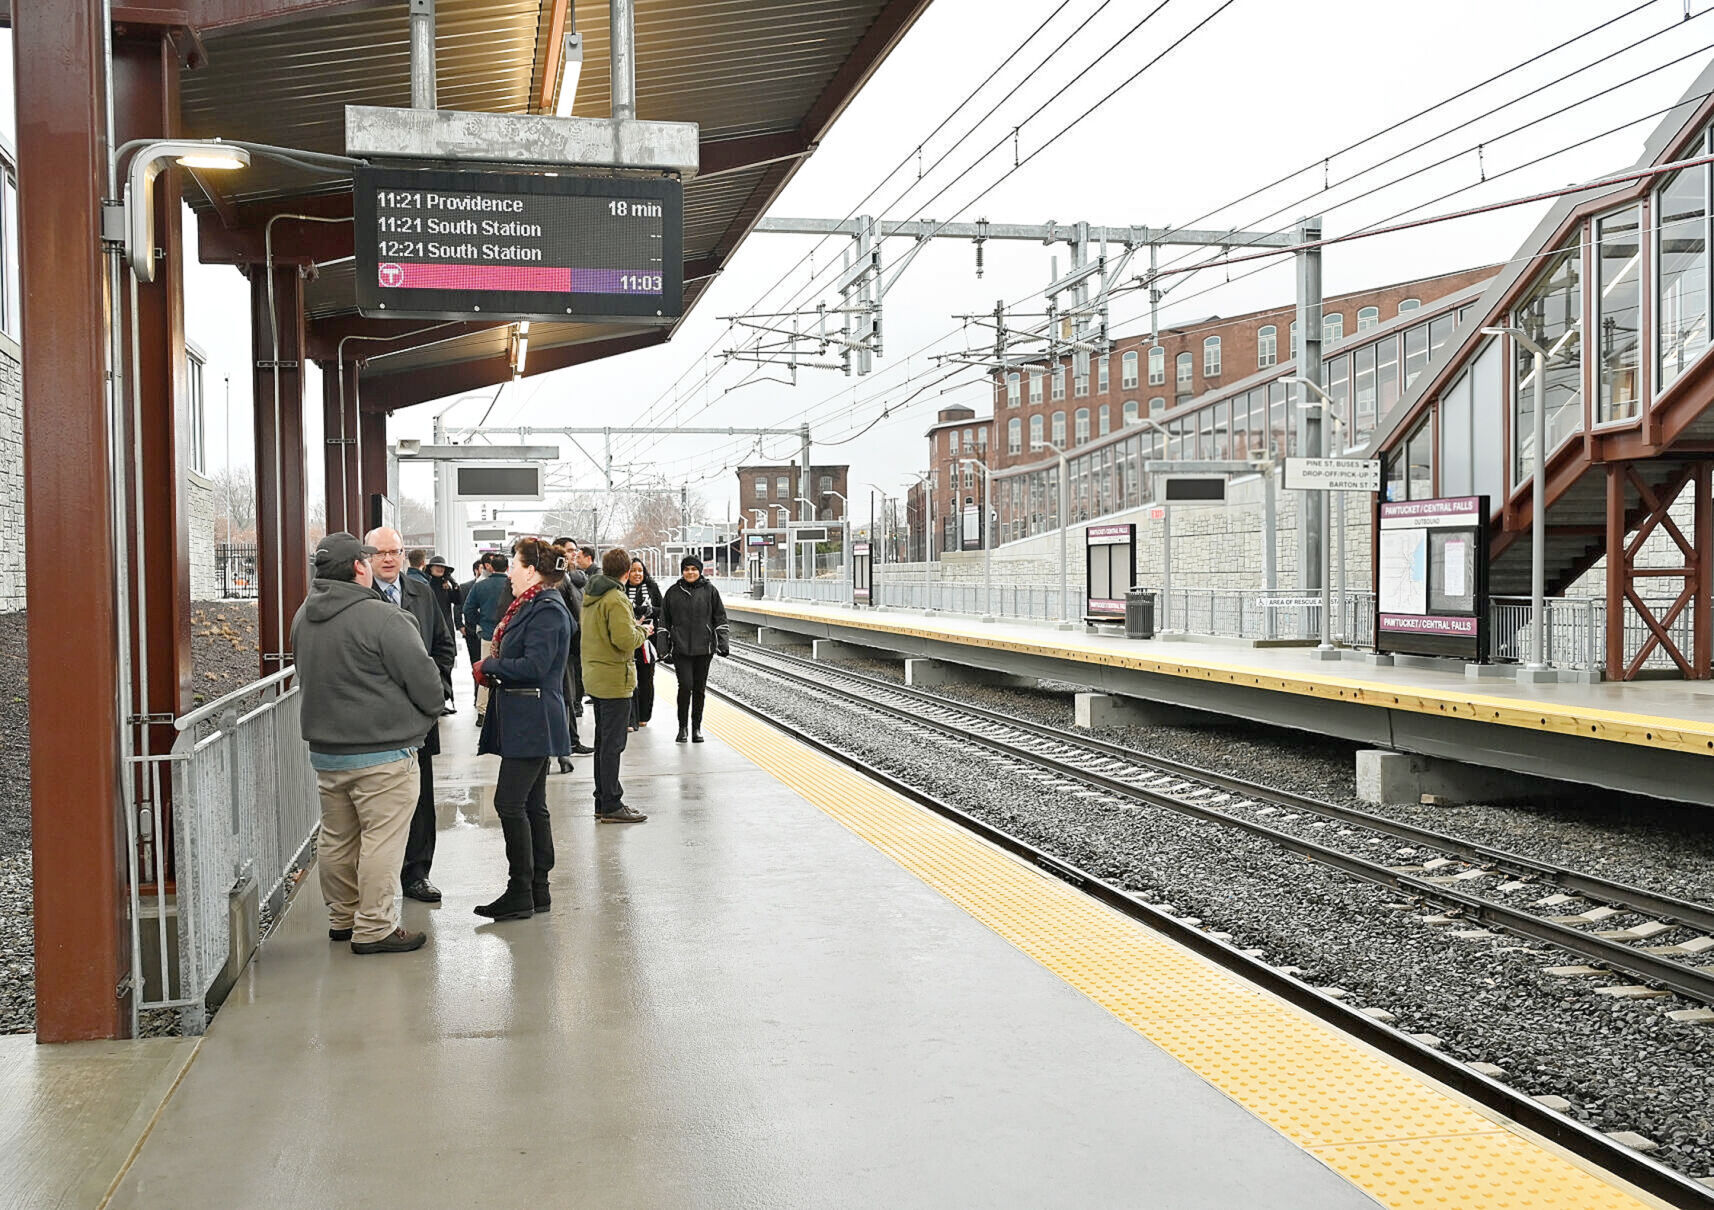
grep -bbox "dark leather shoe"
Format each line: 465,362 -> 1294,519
532,883 -> 551,912
443,703 -> 458,714
596,805 -> 648,824
329,926 -> 353,942
571,744 -> 595,755
351,928 -> 426,954
474,885 -> 534,920
555,757 -> 574,774
403,879 -> 441,903
675,729 -> 688,743
692,730 -> 705,743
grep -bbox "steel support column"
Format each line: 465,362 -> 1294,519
250,265 -> 309,675
1605,463 -> 1626,679
1697,461 -> 1712,677
359,405 -> 389,530
320,360 -> 361,534
18,0 -> 130,1041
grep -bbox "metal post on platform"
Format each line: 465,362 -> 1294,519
961,458 -> 994,621
1485,326 -> 1550,678
409,0 -> 437,110
1043,442 -> 1071,629
1295,217 -> 1326,652
611,0 -> 636,122
1286,376 -> 1346,658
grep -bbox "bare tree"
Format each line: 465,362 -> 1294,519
211,466 -> 256,544
398,496 -> 436,544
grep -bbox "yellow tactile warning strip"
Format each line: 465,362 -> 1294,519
732,598 -> 1714,758
706,697 -> 1671,1210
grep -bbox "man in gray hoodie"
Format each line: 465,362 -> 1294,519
291,533 -> 446,955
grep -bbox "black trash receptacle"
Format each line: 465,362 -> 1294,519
748,582 -> 766,600
1125,587 -> 1156,639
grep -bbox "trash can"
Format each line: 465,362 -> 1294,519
1125,587 -> 1156,639
749,582 -> 766,600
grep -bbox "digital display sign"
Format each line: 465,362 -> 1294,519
355,167 -> 683,323
452,464 -> 544,502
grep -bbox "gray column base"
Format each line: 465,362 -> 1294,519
1465,662 -> 1512,679
904,658 -> 1035,689
1074,692 -> 1235,730
757,626 -> 811,650
1356,749 -> 1534,806
1515,666 -> 1559,684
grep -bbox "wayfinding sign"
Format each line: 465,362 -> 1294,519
1375,496 -> 1490,661
1283,457 -> 1382,492
1084,523 -> 1137,621
355,167 -> 683,323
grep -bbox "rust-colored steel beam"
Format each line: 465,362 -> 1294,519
303,315 -> 492,362
1606,464 -> 1626,678
699,130 -> 813,181
319,360 -> 363,535
535,0 -> 572,113
358,406 -> 388,528
251,265 -> 310,676
1698,462 -> 1712,677
18,0 -> 131,1042
198,192 -> 354,266
358,329 -> 668,412
187,0 -> 389,32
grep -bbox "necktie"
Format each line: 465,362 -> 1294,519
386,582 -> 400,605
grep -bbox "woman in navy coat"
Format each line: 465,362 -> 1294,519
472,537 -> 573,921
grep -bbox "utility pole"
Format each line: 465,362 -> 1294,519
1295,215 -> 1331,657
798,423 -> 813,523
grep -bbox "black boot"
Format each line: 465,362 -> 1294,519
476,815 -> 535,920
555,756 -> 574,774
692,729 -> 705,743
532,882 -> 552,912
675,727 -> 689,743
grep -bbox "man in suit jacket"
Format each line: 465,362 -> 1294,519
367,527 -> 457,902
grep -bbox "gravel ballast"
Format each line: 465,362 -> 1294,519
713,653 -> 1714,1178
0,602 -> 261,1035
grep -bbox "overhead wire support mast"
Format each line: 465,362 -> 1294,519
740,218 -> 1295,378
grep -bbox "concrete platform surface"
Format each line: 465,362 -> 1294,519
0,1034 -> 196,1209
102,676 -> 1380,1210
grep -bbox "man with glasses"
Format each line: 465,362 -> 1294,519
291,533 -> 443,954
367,526 -> 457,904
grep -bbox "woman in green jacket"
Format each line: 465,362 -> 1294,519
582,547 -> 649,822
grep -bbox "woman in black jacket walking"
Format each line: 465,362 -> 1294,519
471,537 -> 572,921
624,558 -> 663,730
658,554 -> 728,743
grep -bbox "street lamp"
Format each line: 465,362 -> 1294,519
904,472 -> 934,614
1483,325 -> 1551,680
1041,441 -> 1073,630
960,457 -> 995,622
1286,376 -> 1349,658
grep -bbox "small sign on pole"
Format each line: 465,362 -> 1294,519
1283,457 -> 1382,493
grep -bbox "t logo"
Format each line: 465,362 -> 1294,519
379,263 -> 405,288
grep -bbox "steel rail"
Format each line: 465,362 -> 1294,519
727,646 -> 1714,1006
735,641 -> 1714,935
705,676 -> 1714,1210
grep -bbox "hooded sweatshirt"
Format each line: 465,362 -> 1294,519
290,577 -> 446,755
581,573 -> 647,699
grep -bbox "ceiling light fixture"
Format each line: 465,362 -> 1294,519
126,139 -> 251,282
553,32 -> 584,118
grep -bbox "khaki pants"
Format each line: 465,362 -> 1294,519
476,638 -> 494,715
316,754 -> 418,943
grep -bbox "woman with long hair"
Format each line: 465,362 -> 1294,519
624,558 -> 663,729
470,537 -> 573,920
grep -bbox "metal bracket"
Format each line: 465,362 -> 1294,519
116,974 -> 133,999
128,712 -> 176,726
324,437 -> 358,446
100,200 -> 127,245
256,359 -> 299,370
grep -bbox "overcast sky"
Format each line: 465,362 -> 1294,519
6,0 -> 1713,529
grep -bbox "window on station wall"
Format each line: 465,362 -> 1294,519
1326,356 -> 1351,447
1513,243 -> 1584,482
1029,369 -> 1044,404
1196,408 -> 1213,459
1149,396 -> 1166,416
1323,312 -> 1344,343
1051,411 -> 1066,446
1212,400 -> 1230,459
1098,404 -> 1111,436
1257,325 -> 1277,367
1167,419 -> 1184,461
1121,350 -> 1139,389
1405,419 -> 1434,500
1597,205 -> 1643,423
1357,306 -> 1379,332
1269,379 -> 1293,457
1006,372 -> 1021,407
755,476 -> 769,499
1123,400 -> 1140,425
1204,335 -> 1221,376
1658,159 -> 1709,393
1375,335 -> 1400,418
1008,417 -> 1022,454
1029,415 -> 1044,450
1353,343 -> 1377,438
1176,351 -> 1193,387
1429,312 -> 1456,357
1383,449 -> 1407,503
0,154 -> 17,339
1439,368 -> 1474,498
1074,407 -> 1090,444
1147,346 -> 1165,386
187,351 -> 207,475
1097,354 -> 1110,394
1404,323 -> 1430,388
1397,298 -> 1421,315
1052,366 -> 1066,400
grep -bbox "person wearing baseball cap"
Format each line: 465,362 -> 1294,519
291,532 -> 445,955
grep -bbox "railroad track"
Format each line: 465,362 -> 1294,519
726,641 -> 1714,1008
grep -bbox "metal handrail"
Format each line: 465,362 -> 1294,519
175,665 -> 296,731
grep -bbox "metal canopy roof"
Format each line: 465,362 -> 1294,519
176,0 -> 931,410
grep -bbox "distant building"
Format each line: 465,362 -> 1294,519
736,463 -> 850,530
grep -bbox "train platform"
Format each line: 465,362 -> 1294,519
62,672 -> 1666,1209
723,596 -> 1714,806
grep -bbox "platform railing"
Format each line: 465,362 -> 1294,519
126,667 -> 319,1035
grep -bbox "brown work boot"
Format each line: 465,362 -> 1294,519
350,927 -> 427,955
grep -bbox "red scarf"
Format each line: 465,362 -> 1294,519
489,582 -> 545,656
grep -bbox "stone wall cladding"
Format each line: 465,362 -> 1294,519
188,470 -> 217,601
0,343 -> 22,613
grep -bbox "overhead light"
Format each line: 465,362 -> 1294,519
513,321 -> 530,377
554,31 -> 584,118
126,139 -> 251,282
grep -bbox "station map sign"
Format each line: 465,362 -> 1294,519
1375,496 -> 1489,661
1085,523 -> 1137,621
355,167 -> 683,323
